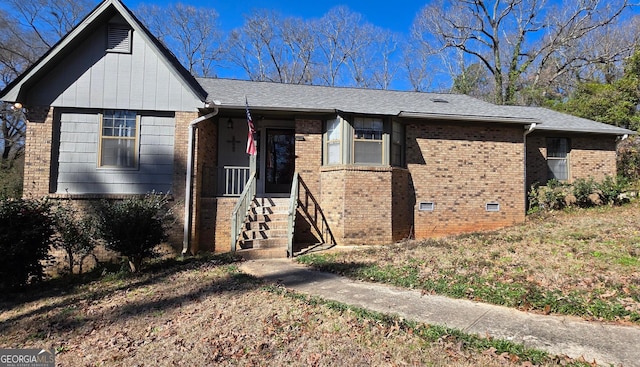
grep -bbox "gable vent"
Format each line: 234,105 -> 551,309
107,25 -> 132,53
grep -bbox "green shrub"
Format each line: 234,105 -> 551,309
572,177 -> 597,207
598,175 -> 630,205
53,201 -> 97,274
94,194 -> 172,272
537,180 -> 568,210
617,136 -> 640,181
528,176 -> 635,213
0,198 -> 55,289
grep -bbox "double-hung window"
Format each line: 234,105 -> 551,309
547,137 -> 569,181
325,118 -> 342,165
99,110 -> 138,168
353,117 -> 383,164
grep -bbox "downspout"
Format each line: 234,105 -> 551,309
523,123 -> 537,212
182,102 -> 220,256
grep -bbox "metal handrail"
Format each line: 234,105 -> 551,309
230,172 -> 256,253
287,172 -> 300,257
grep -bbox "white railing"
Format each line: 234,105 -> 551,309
231,172 -> 256,253
223,166 -> 251,196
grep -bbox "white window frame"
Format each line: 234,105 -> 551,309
98,110 -> 139,169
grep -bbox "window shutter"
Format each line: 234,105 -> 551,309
107,25 -> 131,53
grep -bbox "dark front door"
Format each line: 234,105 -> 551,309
265,129 -> 295,193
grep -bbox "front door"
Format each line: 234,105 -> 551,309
265,129 -> 295,193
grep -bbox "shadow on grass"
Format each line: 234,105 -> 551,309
0,253 -> 256,334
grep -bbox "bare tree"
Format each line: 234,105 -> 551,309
312,7 -> 376,87
3,0 -> 92,48
137,3 -> 224,78
227,10 -> 315,84
412,0 -> 633,105
0,0 -> 91,173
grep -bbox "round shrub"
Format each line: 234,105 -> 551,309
94,194 -> 171,272
0,198 -> 55,290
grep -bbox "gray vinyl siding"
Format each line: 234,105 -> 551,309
56,110 -> 175,194
27,14 -> 201,112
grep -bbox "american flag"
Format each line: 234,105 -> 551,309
245,97 -> 257,156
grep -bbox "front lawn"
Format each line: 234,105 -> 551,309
299,201 -> 640,324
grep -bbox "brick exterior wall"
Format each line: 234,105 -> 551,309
169,111 -> 198,251
526,133 -> 618,188
295,119 -> 322,194
320,166 -> 395,245
407,122 -> 525,238
212,197 -> 238,253
525,135 -> 547,189
391,168 -> 413,241
194,118 -> 218,252
570,136 -> 618,181
22,106 -> 54,197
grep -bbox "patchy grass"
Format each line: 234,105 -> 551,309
298,201 -> 640,324
1,255 -> 588,366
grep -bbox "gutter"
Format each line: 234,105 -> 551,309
182,101 -> 220,256
523,123 -> 537,212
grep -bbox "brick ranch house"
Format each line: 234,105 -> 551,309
1,0 -> 634,257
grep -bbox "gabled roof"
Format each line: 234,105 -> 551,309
0,0 -> 206,103
198,78 -> 636,135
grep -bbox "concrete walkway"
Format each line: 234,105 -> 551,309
239,259 -> 640,367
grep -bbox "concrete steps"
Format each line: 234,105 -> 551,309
237,197 -> 290,257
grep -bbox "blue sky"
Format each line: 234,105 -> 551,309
125,0 -> 427,35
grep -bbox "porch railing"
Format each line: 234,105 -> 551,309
231,172 -> 256,253
223,166 -> 251,196
287,172 -> 300,257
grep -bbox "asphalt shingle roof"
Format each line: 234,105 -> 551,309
197,78 -> 636,136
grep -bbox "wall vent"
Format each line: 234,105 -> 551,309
486,202 -> 500,212
107,25 -> 132,53
419,202 -> 435,211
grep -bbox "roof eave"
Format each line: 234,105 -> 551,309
398,111 -> 537,125
535,126 -> 637,136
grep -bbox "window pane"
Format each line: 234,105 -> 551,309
547,138 -> 568,158
327,119 -> 341,141
101,138 -> 136,167
327,142 -> 340,164
354,141 -> 382,164
548,159 -> 568,180
101,110 -> 137,168
354,117 -> 383,140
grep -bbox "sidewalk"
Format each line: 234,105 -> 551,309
239,259 -> 640,367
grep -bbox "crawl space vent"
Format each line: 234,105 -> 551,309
419,202 -> 435,211
486,202 -> 500,212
